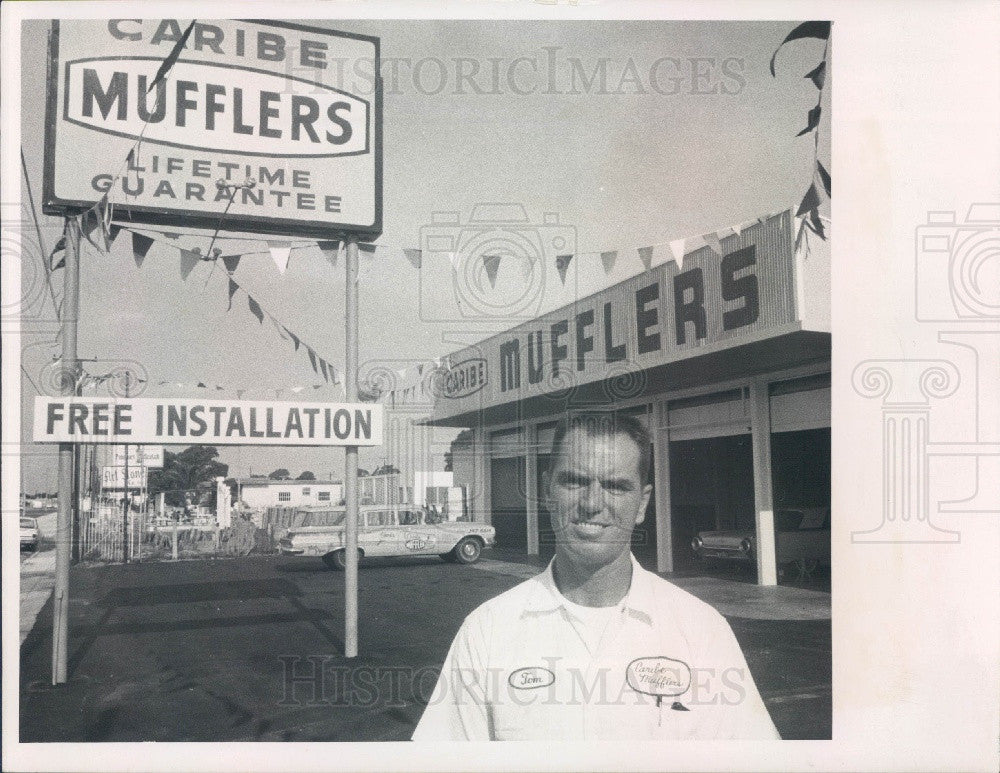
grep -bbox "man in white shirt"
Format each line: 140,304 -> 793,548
412,412 -> 780,740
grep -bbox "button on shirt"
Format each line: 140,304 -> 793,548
412,555 -> 780,741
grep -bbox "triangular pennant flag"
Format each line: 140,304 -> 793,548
556,254 -> 573,285
272,319 -> 289,340
163,232 -> 180,240
669,238 -> 686,266
731,222 -> 742,236
291,386 -> 305,394
319,359 -> 330,382
179,248 -> 200,279
286,328 -> 301,351
482,254 -> 501,288
215,385 -> 224,390
404,248 -> 422,269
236,390 -> 245,399
313,384 -> 323,390
797,184 -> 821,217
275,390 -> 283,399
806,208 -> 826,240
197,382 -> 207,388
247,296 -> 264,324
147,19 -> 196,92
96,195 -> 114,251
769,21 -> 831,76
600,250 -> 617,274
804,60 -> 826,90
132,232 -> 154,267
222,254 -> 241,273
359,243 -> 377,257
80,206 -> 103,252
447,251 -> 460,271
227,277 -> 238,310
703,232 -> 723,257
318,240 -> 340,267
107,224 -> 122,249
307,348 -> 319,373
49,236 -> 67,270
797,103 -> 821,136
638,246 -> 653,270
816,160 -> 832,197
267,241 -> 291,273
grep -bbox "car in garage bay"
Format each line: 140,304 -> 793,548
690,506 -> 830,578
278,505 -> 496,569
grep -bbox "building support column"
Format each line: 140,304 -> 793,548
652,404 -> 674,574
749,380 -> 778,586
473,426 -> 491,525
525,424 -> 539,555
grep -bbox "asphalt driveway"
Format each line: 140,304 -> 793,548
19,554 -> 830,741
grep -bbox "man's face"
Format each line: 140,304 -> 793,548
545,428 -> 652,571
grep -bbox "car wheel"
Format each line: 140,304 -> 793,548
452,537 -> 482,565
323,549 -> 362,571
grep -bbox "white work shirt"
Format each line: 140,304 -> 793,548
412,555 -> 780,741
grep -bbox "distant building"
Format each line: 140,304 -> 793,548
359,470 -> 466,520
237,479 -> 343,509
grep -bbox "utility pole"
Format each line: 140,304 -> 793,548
344,237 -> 359,658
52,214 -> 80,685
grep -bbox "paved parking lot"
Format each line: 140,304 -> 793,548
19,553 -> 830,741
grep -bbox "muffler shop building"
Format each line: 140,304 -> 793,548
428,209 -> 830,586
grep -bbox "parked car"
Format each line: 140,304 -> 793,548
690,507 -> 830,577
20,516 -> 39,551
278,505 -> 496,569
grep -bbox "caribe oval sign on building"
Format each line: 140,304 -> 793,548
44,19 -> 382,238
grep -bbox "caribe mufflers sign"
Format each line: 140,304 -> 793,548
431,210 -> 801,419
44,19 -> 381,238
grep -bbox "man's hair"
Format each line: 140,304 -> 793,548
549,412 -> 652,485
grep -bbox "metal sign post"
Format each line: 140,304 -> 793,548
52,214 -> 80,685
344,238 -> 360,658
122,372 -> 131,563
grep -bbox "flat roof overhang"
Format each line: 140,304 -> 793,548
425,327 -> 831,428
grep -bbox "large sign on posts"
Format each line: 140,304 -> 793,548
43,19 -> 382,239
34,398 -> 384,446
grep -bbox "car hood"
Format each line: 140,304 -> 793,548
697,529 -> 753,546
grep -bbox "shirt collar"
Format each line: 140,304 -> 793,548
523,554 -> 656,625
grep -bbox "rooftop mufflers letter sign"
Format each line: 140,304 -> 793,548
33,397 -> 384,447
43,19 -> 381,239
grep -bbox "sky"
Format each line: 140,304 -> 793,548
17,17 -> 831,492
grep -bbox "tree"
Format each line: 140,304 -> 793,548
444,429 -> 474,472
148,447 -> 229,508
296,471 -> 316,480
268,468 -> 290,480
